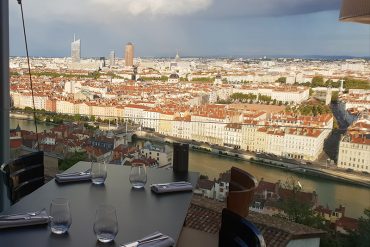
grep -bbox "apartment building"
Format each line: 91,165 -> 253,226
140,141 -> 173,167
56,99 -> 75,114
124,104 -> 148,124
337,119 -> 370,173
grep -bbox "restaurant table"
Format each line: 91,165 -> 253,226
0,161 -> 199,247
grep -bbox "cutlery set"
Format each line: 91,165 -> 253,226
121,232 -> 169,247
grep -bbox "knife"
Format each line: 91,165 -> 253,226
151,181 -> 191,187
121,236 -> 168,247
56,171 -> 91,177
0,210 -> 43,219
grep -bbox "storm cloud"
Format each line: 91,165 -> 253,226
9,0 -> 369,57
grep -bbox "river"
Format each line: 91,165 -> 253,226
10,118 -> 370,218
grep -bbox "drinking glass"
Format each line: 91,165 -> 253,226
129,163 -> 147,189
50,198 -> 72,234
91,162 -> 107,185
93,205 -> 118,243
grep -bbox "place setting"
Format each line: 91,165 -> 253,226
129,162 -> 194,194
0,208 -> 50,229
1,160 -> 197,246
0,199 -> 175,247
55,157 -> 110,184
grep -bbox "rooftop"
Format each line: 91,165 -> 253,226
185,195 -> 325,247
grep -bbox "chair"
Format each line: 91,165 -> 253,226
227,167 -> 258,217
0,151 -> 44,204
219,208 -> 266,247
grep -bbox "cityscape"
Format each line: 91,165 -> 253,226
1,0 -> 370,247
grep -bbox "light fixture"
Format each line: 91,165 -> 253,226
340,0 -> 370,24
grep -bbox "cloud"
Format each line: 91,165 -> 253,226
12,0 -> 341,24
93,0 -> 213,16
203,0 -> 341,18
11,0 -> 367,58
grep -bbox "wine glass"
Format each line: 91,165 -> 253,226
91,161 -> 107,185
129,163 -> 147,189
50,198 -> 72,234
93,205 -> 118,243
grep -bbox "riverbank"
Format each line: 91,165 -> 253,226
135,131 -> 370,189
10,112 -> 34,120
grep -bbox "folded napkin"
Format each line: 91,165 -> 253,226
151,181 -> 193,194
122,232 -> 175,247
0,209 -> 50,229
55,171 -> 91,183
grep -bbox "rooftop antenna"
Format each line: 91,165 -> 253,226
74,33 -> 76,42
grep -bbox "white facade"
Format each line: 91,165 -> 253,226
337,135 -> 370,173
191,115 -> 226,145
12,93 -> 48,110
223,124 -> 242,148
140,144 -> 173,167
56,100 -> 75,114
142,110 -> 161,131
124,106 -> 146,124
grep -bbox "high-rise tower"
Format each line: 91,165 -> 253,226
109,50 -> 115,67
71,34 -> 81,63
125,42 -> 134,67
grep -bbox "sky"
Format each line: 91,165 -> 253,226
9,0 -> 370,58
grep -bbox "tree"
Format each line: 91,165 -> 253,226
312,76 -> 325,87
331,91 -> 339,103
278,177 -> 325,229
349,209 -> 370,247
59,151 -> 88,171
276,77 -> 287,83
343,77 -> 370,90
24,107 -> 33,112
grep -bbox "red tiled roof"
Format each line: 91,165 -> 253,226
186,195 -> 325,247
256,180 -> 278,194
10,139 -> 22,149
197,179 -> 215,190
279,188 -> 317,206
336,217 -> 358,232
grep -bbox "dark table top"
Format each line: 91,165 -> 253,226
0,162 -> 199,247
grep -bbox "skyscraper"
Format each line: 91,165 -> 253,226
109,50 -> 115,67
71,34 -> 81,63
125,42 -> 134,67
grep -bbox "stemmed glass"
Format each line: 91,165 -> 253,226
93,205 -> 118,243
129,163 -> 147,189
50,198 -> 72,234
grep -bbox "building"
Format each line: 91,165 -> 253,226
109,50 -> 115,67
140,141 -> 173,167
337,118 -> 370,173
71,35 -> 81,63
125,42 -> 134,67
168,73 -> 180,83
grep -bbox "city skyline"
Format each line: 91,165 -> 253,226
9,0 -> 370,58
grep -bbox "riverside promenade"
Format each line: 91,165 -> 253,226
135,130 -> 370,188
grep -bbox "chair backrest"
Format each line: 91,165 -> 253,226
219,208 -> 266,247
227,167 -> 258,217
1,151 -> 44,204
